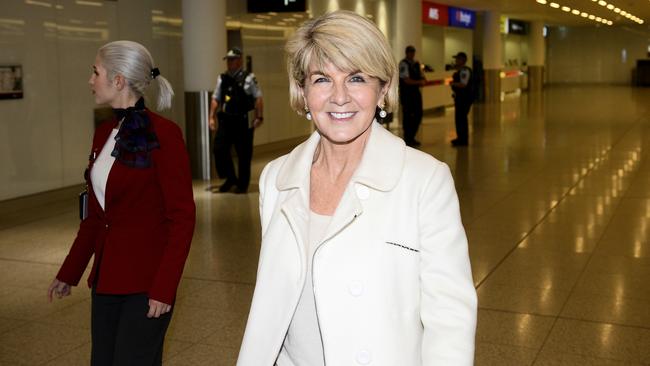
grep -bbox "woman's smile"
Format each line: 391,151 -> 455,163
328,111 -> 356,120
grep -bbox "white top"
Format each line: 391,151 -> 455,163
90,128 -> 118,211
279,210 -> 331,366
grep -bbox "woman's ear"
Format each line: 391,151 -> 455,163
300,86 -> 308,111
114,74 -> 126,91
378,83 -> 389,107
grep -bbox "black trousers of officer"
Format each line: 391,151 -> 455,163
214,113 -> 254,190
454,96 -> 472,143
400,90 -> 423,144
91,289 -> 172,366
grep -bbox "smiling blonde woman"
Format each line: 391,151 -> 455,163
236,10 -> 477,366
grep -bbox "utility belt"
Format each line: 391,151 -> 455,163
217,111 -> 248,120
217,111 -> 251,129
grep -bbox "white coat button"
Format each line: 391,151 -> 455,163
348,281 -> 364,297
356,350 -> 372,365
355,185 -> 370,200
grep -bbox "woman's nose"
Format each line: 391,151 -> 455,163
330,82 -> 349,105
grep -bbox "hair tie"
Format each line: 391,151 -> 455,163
151,67 -> 160,79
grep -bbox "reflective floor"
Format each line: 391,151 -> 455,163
1,85 -> 650,365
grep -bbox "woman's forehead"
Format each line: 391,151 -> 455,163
306,59 -> 358,75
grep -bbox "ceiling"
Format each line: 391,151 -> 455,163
227,0 -> 650,36
433,0 -> 650,27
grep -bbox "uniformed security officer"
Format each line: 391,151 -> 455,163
209,47 -> 264,193
450,52 -> 473,147
399,45 -> 427,147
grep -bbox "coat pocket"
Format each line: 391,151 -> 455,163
384,241 -> 419,253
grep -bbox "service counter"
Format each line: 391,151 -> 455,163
421,71 -> 454,110
500,67 -> 527,94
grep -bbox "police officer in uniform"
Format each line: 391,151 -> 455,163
399,45 -> 427,147
209,47 -> 264,193
450,52 -> 473,147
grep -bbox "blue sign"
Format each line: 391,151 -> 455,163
448,7 -> 476,29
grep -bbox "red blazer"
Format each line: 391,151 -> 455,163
56,110 -> 196,305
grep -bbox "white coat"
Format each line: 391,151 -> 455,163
237,123 -> 477,366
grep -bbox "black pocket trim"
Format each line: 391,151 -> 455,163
385,241 -> 420,253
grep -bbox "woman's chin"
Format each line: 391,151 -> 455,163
320,129 -> 369,145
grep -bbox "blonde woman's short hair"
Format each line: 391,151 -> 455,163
285,10 -> 398,115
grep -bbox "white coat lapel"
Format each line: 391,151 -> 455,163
275,123 -> 406,249
280,189 -> 309,282
275,131 -> 320,279
319,123 -> 405,242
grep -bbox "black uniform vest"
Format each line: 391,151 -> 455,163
452,66 -> 473,101
399,58 -> 423,97
219,70 -> 255,116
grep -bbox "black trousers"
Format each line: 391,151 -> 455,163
454,97 -> 473,142
400,92 -> 423,143
91,290 -> 172,366
214,113 -> 254,190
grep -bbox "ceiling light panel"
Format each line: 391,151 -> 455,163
534,0 -> 644,25
594,0 -> 644,24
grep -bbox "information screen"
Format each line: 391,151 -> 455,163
247,0 -> 307,13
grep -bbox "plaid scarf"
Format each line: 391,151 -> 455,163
111,97 -> 160,168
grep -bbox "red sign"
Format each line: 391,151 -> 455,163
422,1 -> 448,26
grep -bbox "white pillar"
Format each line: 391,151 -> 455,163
482,11 -> 502,102
393,0 -> 422,62
182,0 -> 225,92
528,20 -> 545,91
181,0 -> 226,180
482,11 -> 501,70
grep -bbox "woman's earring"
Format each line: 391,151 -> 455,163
305,110 -> 312,121
378,106 -> 387,118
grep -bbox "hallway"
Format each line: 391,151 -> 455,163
1,85 -> 649,365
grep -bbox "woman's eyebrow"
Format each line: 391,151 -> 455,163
307,70 -> 326,77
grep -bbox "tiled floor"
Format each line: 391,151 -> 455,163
1,85 -> 649,365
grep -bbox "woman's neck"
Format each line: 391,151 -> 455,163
110,93 -> 139,109
313,129 -> 371,183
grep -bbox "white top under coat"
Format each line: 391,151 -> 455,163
279,210 -> 331,366
91,128 -> 118,211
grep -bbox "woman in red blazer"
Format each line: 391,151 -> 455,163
47,40 -> 195,366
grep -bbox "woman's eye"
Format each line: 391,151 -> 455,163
350,75 -> 365,82
313,77 -> 328,83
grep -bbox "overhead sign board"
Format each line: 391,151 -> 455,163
422,2 -> 448,26
448,7 -> 476,29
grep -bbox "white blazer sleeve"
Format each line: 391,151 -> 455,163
258,163 -> 271,237
419,162 -> 477,365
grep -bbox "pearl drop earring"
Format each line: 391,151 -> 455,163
379,106 -> 387,118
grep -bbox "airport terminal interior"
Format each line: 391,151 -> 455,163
2,0 -> 650,365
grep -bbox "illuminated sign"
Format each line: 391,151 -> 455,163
422,1 -> 448,26
247,0 -> 306,13
448,7 -> 475,29
508,19 -> 528,35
